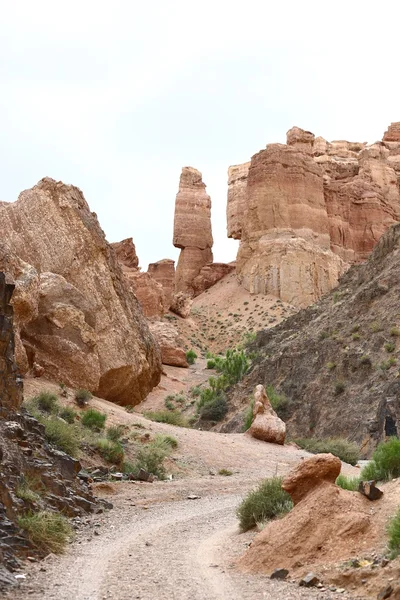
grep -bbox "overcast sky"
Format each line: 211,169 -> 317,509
1,1 -> 399,269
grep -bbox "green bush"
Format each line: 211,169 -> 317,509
81,409 -> 107,431
96,439 -> 124,464
213,349 -> 249,385
360,437 -> 400,481
186,349 -> 197,365
36,392 -> 59,414
59,407 -> 77,424
207,359 -> 216,369
243,399 -> 254,432
190,386 -> 201,397
219,469 -> 233,476
385,342 -> 396,353
390,327 -> 400,337
200,395 -> 228,421
144,410 -> 187,427
154,434 -> 178,449
335,474 -> 360,491
266,385 -> 289,417
388,507 -> 400,558
237,477 -> 293,532
326,362 -> 336,371
106,425 -> 124,442
18,511 -> 73,554
75,388 -> 93,406
134,441 -> 169,479
44,419 -> 80,457
295,437 -> 360,466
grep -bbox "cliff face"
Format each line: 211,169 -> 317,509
228,125 -> 400,307
0,273 -> 23,413
173,167 -> 213,295
0,179 -> 161,406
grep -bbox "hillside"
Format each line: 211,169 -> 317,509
222,223 -> 400,457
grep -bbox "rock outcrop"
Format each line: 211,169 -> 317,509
0,179 -> 161,405
248,384 -> 286,444
0,273 -> 23,413
148,259 -> 175,309
228,124 -> 400,307
282,454 -> 341,505
173,167 -> 213,295
148,321 -> 188,368
191,262 -> 235,296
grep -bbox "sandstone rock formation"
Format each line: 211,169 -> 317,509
148,321 -> 188,368
227,124 -> 400,307
191,262 -> 235,296
282,453 -> 341,505
111,237 -> 139,269
148,259 -> 175,309
0,273 -> 23,413
173,167 -> 213,295
170,291 -> 193,319
248,384 -> 286,445
0,178 -> 161,405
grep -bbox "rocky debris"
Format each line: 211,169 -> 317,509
170,292 -> 193,319
299,573 -> 321,587
0,178 -> 161,405
191,262 -> 235,297
148,321 -> 188,368
270,568 -> 289,580
358,480 -> 383,501
173,167 -> 213,295
148,259 -> 175,309
282,454 -> 341,505
248,385 -> 286,445
228,124 -> 400,307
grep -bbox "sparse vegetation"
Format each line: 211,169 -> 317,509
360,437 -> 400,482
186,349 -> 197,365
154,434 -> 178,449
144,410 -> 187,427
36,391 -> 59,414
219,469 -> 233,476
18,511 -> 73,554
106,425 -> 125,442
81,409 -> 107,431
237,477 -> 293,532
190,386 -> 201,397
206,359 -> 216,369
15,478 -> 41,503
200,395 -> 228,421
385,342 -> 396,353
243,398 -> 255,432
74,388 -> 93,407
266,385 -> 289,417
360,355 -> 372,366
96,439 -> 124,464
335,474 -> 360,491
390,327 -> 400,337
326,362 -> 336,371
132,438 -> 172,479
334,381 -> 346,395
351,324 -> 360,333
352,333 -> 360,341
59,407 -> 77,424
295,437 -> 360,465
43,418 -> 80,457
388,507 -> 400,558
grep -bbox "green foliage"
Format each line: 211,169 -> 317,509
213,349 -> 249,385
388,507 -> 400,558
190,386 -> 201,397
334,381 -> 346,395
44,419 -> 80,457
15,478 -> 41,503
319,330 -> 330,340
36,391 -> 59,414
133,439 -> 171,479
154,434 -> 178,449
206,359 -> 216,369
379,358 -> 397,370
144,410 -> 187,427
295,437 -> 360,465
390,327 -> 400,337
361,437 -> 400,482
96,439 -> 124,464
219,469 -> 233,476
243,398 -> 255,432
18,511 -> 73,554
200,395 -> 228,421
370,321 -> 383,333
164,399 -> 175,411
236,477 -> 293,532
352,333 -> 360,341
106,425 -> 125,442
81,409 -> 107,431
385,342 -> 396,353
59,407 -> 77,424
360,355 -> 372,366
74,388 -> 93,406
186,349 -> 197,365
266,385 -> 289,417
335,474 -> 360,491
326,362 -> 336,371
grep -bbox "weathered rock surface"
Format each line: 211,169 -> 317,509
0,273 -> 23,412
228,124 -> 400,307
148,321 -> 188,368
173,167 -> 213,295
170,291 -> 193,319
282,453 -> 341,505
148,259 -> 175,309
191,262 -> 235,296
111,237 -> 139,270
248,384 -> 286,445
0,178 -> 161,405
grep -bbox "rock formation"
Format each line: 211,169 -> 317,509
191,262 -> 235,296
148,321 -> 188,368
0,178 -> 161,406
173,167 -> 213,295
228,124 -> 400,307
148,259 -> 175,309
282,453 -> 341,505
0,273 -> 23,413
248,384 -> 286,444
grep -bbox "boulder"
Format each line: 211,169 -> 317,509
282,453 -> 341,505
148,321 -> 188,368
192,262 -> 235,296
248,384 -> 286,445
170,292 -> 193,319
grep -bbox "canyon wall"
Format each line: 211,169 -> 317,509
228,124 -> 400,307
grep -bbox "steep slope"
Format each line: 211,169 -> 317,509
224,223 -> 400,456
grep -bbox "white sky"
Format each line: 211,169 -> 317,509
1,1 -> 399,268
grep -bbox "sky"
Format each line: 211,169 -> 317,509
1,1 -> 400,269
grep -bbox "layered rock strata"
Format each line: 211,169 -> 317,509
173,167 -> 213,295
228,124 -> 400,307
0,179 -> 161,405
147,259 -> 175,309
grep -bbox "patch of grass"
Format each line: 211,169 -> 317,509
319,330 -> 330,340
388,507 -> 400,558
219,469 -> 233,476
335,474 -> 360,491
334,381 -> 346,395
96,439 -> 124,464
190,386 -> 201,397
326,362 -> 336,371
154,434 -> 178,449
186,349 -> 197,365
266,385 -> 289,417
164,399 -> 175,411
385,342 -> 396,353
74,388 -> 93,407
200,395 -> 228,421
144,410 -> 187,427
360,437 -> 400,482
18,511 -> 73,554
390,327 -> 400,337
370,321 -> 383,333
360,355 -> 372,366
295,437 -> 360,465
134,441 -> 169,479
207,359 -> 216,369
81,409 -> 107,431
36,391 -> 59,414
351,324 -> 360,333
236,477 -> 293,532
15,478 -> 41,503
352,333 -> 361,341
379,358 -> 397,371
44,419 -> 80,457
106,425 -> 125,442
59,407 -> 77,424
243,398 -> 255,432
